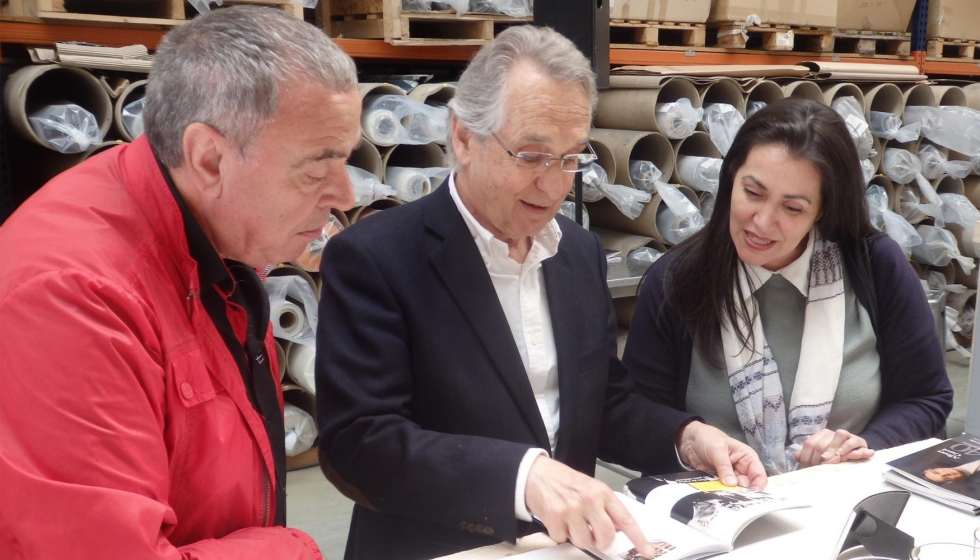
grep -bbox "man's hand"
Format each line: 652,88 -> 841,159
794,429 -> 874,469
524,456 -> 656,558
677,421 -> 768,490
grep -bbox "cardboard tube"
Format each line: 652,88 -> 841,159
594,78 -> 701,133
358,82 -> 406,99
934,174 -> 965,196
870,135 -> 883,173
592,227 -> 667,255
957,263 -> 979,289
587,135 -> 617,184
901,84 -> 938,119
869,174 -> 895,205
964,84 -> 980,111
382,142 -> 445,171
861,83 -> 904,121
80,140 -> 125,162
933,263 -> 958,285
965,177 -> 980,209
781,81 -> 825,105
908,259 -> 926,280
408,83 -> 454,145
331,207 -> 350,229
744,80 -> 784,115
588,185 -> 699,245
590,128 -> 673,189
822,83 -> 867,115
931,85 -> 967,108
348,138 -> 384,180
268,263 -> 319,303
893,182 -> 927,224
948,223 -> 980,259
275,339 -> 288,381
348,198 -> 402,224
113,79 -> 146,141
948,290 -> 977,342
697,78 -> 746,130
671,131 -> 722,184
3,64 -> 113,148
286,342 -> 317,394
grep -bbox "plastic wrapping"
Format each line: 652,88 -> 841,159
28,103 -> 104,153
973,153 -> 980,175
385,166 -> 449,202
655,98 -> 702,140
904,105 -> 980,157
700,193 -> 716,221
869,111 -> 920,142
914,173 -> 945,227
746,101 -> 767,119
911,224 -> 975,274
653,181 -> 705,244
190,0 -> 317,13
940,193 -> 980,229
860,159 -> 875,186
628,159 -> 664,193
882,148 -> 921,184
581,163 -> 607,203
438,0 -> 532,16
264,275 -> 319,345
918,144 -> 973,180
626,247 -> 663,268
361,94 -> 449,146
831,97 -> 875,160
867,184 -> 922,257
558,200 -> 589,229
701,103 -> 745,156
121,97 -> 145,139
866,184 -> 890,230
676,155 -> 722,195
284,403 -> 317,457
599,182 -> 652,220
296,214 -> 345,271
348,165 -> 396,207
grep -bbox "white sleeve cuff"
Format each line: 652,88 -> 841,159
674,444 -> 694,471
515,448 -> 549,522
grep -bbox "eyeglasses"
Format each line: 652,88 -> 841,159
489,131 -> 598,173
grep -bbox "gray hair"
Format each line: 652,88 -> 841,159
144,6 -> 358,168
445,25 -> 597,171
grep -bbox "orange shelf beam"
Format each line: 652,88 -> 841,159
923,59 -> 980,77
0,18 -> 168,49
610,47 -> 919,68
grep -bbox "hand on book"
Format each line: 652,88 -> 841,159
794,428 -> 874,468
676,421 -> 768,491
525,456 -> 659,558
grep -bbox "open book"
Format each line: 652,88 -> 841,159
589,471 -> 807,560
883,433 -> 980,514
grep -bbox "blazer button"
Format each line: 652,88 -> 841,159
180,382 -> 194,399
483,526 -> 495,536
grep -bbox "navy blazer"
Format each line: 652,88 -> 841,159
316,184 -> 694,560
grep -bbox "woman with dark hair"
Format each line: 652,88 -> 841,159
623,98 -> 953,474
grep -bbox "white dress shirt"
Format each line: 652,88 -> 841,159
448,175 -> 560,522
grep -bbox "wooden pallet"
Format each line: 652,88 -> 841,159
1,0 -> 303,26
927,37 -> 978,60
326,0 -> 529,45
609,20 -> 705,49
709,21 -> 834,52
834,29 -> 910,57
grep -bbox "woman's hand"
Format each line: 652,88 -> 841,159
794,429 -> 874,469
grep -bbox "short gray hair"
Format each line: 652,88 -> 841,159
144,6 -> 358,168
446,25 -> 597,171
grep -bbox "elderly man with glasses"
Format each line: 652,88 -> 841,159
315,25 -> 766,560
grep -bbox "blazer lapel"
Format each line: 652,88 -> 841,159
542,245 -> 580,462
425,187 -> 551,450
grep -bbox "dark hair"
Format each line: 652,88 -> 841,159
666,97 -> 876,364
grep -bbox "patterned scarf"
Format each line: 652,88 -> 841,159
721,231 -> 846,474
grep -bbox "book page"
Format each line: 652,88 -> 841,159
639,478 -> 804,546
887,434 -> 980,507
593,495 -> 727,560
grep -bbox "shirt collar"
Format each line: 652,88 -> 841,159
448,173 -> 561,268
155,157 -> 230,289
744,229 -> 814,297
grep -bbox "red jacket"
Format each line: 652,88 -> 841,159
0,137 -> 322,559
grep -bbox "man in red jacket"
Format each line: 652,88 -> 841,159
0,6 -> 360,559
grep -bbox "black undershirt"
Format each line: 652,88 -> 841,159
157,158 -> 287,527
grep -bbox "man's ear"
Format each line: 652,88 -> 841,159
450,115 -> 473,168
181,123 -> 228,198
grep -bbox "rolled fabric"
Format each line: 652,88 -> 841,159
386,166 -> 432,202
361,108 -> 400,146
284,403 -> 317,457
676,155 -> 722,195
286,342 -> 316,394
271,299 -> 305,338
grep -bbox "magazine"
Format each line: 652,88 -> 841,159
883,433 -> 980,514
588,471 -> 807,560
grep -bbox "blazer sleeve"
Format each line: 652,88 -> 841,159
315,231 -> 534,543
861,236 -> 954,449
592,236 -> 695,474
0,271 -> 321,560
621,253 -> 691,412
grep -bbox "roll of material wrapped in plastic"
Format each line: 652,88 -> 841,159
361,107 -> 401,146
284,403 -> 317,457
590,128 -> 673,189
594,78 -> 701,134
677,155 -> 722,195
271,299 -> 305,338
286,342 -> 316,395
114,79 -> 147,142
386,166 -> 432,202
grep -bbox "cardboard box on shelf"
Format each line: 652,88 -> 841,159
928,0 -> 980,41
708,0 -> 834,27
609,0 -> 710,23
836,0 -> 916,32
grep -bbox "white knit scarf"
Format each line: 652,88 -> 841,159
721,231 -> 846,474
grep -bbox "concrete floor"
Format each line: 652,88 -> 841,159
287,353 -> 972,560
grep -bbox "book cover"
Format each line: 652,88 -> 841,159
884,433 -> 980,513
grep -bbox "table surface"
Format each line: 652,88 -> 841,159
436,439 -> 980,560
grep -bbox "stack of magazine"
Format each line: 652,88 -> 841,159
883,433 -> 980,514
